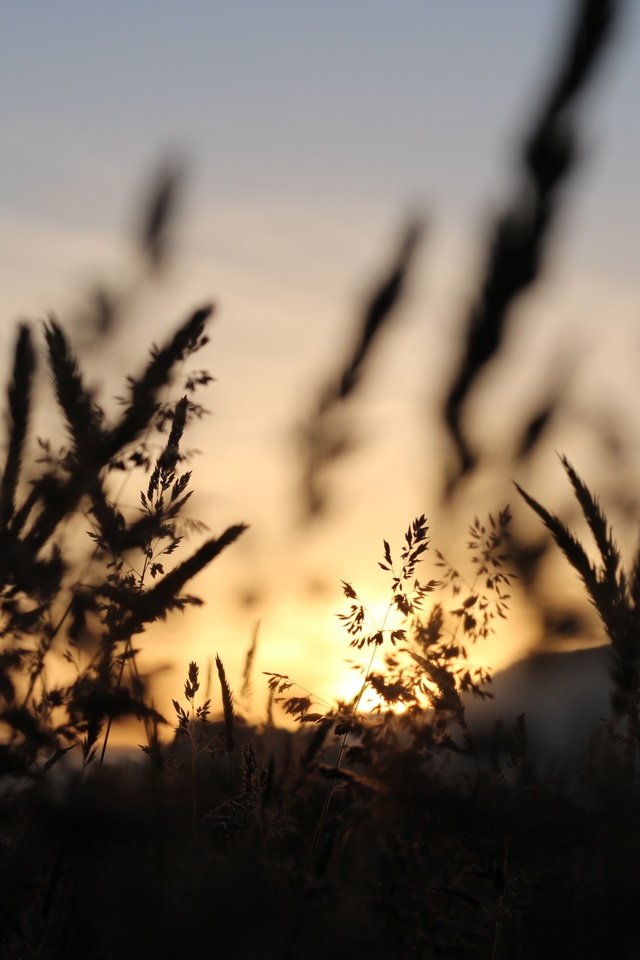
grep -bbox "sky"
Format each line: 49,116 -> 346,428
1,2 -> 639,731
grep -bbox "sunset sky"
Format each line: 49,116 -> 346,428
2,3 -> 640,729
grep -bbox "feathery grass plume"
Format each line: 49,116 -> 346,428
185,659 -> 200,701
299,219 -> 423,515
516,459 -> 640,730
443,0 -> 622,491
215,653 -> 235,753
93,385 -> 241,768
0,325 -> 35,528
162,393 -> 188,463
515,461 -> 625,637
85,428 -> 241,763
334,219 -> 423,402
514,478 -> 598,603
146,394 -> 189,500
241,620 -> 260,701
104,303 -> 212,461
559,453 -> 621,585
117,523 -> 247,632
24,314 -> 213,556
172,660 -> 211,828
44,318 -> 103,457
139,159 -> 184,271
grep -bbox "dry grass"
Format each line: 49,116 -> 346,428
3,2 -> 640,958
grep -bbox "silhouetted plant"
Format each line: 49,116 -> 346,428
517,456 -> 640,753
3,2 -> 639,958
0,292 -> 246,780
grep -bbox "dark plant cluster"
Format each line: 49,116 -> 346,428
0,287 -> 246,778
4,1 -> 640,957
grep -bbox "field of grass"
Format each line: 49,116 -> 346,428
3,2 -> 640,957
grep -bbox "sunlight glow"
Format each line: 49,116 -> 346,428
330,591 -> 427,716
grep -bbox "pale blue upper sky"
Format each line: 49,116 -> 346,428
3,2 -> 637,258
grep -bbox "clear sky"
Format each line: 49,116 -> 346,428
1,2 -> 639,728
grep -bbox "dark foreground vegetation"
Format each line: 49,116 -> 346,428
2,1 -> 639,956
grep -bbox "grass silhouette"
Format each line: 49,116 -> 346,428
2,1 -> 640,958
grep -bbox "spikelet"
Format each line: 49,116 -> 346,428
215,653 -> 235,753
